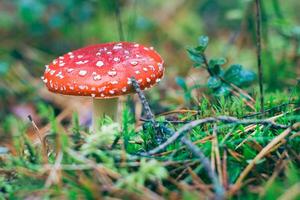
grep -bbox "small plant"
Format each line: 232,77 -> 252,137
183,35 -> 256,97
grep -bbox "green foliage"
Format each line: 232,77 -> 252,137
186,36 -> 209,67
224,64 -> 256,87
185,35 -> 256,98
0,1 -> 300,199
0,89 -> 299,199
81,123 -> 120,155
117,159 -> 168,189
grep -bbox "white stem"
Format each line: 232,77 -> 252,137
92,98 -> 118,132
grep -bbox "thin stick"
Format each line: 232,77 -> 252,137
114,0 -> 125,41
131,77 -> 159,129
213,124 -> 223,185
27,115 -> 43,143
181,137 -> 225,200
27,115 -> 47,162
131,78 -> 224,199
142,116 -> 289,156
255,0 -> 264,112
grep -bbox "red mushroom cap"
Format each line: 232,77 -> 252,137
41,42 -> 164,98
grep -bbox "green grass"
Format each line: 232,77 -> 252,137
0,1 -> 300,199
0,89 -> 299,200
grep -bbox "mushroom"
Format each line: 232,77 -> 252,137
42,42 -> 164,131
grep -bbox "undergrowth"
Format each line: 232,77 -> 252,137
0,88 -> 299,199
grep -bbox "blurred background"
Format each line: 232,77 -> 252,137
0,0 -> 299,138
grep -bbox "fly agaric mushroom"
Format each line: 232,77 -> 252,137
41,42 -> 164,131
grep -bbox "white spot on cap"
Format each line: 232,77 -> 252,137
79,85 -> 86,90
122,87 -> 127,92
134,44 -> 139,47
59,62 -> 65,67
143,67 -> 148,72
93,75 -> 101,81
98,86 -> 106,92
131,61 -> 138,66
56,71 -> 64,79
107,51 -> 112,55
138,79 -> 142,83
50,70 -> 56,75
100,94 -> 105,97
69,86 -> 74,90
127,78 -> 132,85
156,78 -> 161,83
143,47 -> 149,51
124,50 -> 129,54
113,45 -> 122,50
109,90 -> 115,94
52,60 -> 57,64
135,70 -> 140,74
43,79 -> 48,83
96,61 -> 104,67
108,71 -> 117,76
67,68 -> 74,73
91,94 -> 96,97
76,60 -> 88,65
70,55 -> 74,59
96,52 -> 101,56
79,70 -> 87,76
149,46 -> 154,50
111,80 -> 118,84
59,56 -> 64,59
146,78 -> 151,83
113,57 -> 120,62
41,76 -> 44,80
78,55 -> 83,58
91,87 -> 96,91
149,65 -> 155,71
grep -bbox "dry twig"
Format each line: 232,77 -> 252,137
131,77 -> 225,200
143,116 -> 289,156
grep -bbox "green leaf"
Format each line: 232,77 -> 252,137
197,35 -> 209,51
186,48 -> 205,66
207,76 -> 222,89
213,84 -> 231,96
224,64 -> 256,86
209,58 -> 226,66
208,58 -> 226,75
186,35 -> 209,66
176,77 -> 188,91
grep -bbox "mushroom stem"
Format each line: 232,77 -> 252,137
92,98 -> 118,131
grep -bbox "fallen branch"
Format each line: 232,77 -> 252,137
143,116 -> 289,156
131,77 -> 225,200
181,137 -> 225,200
